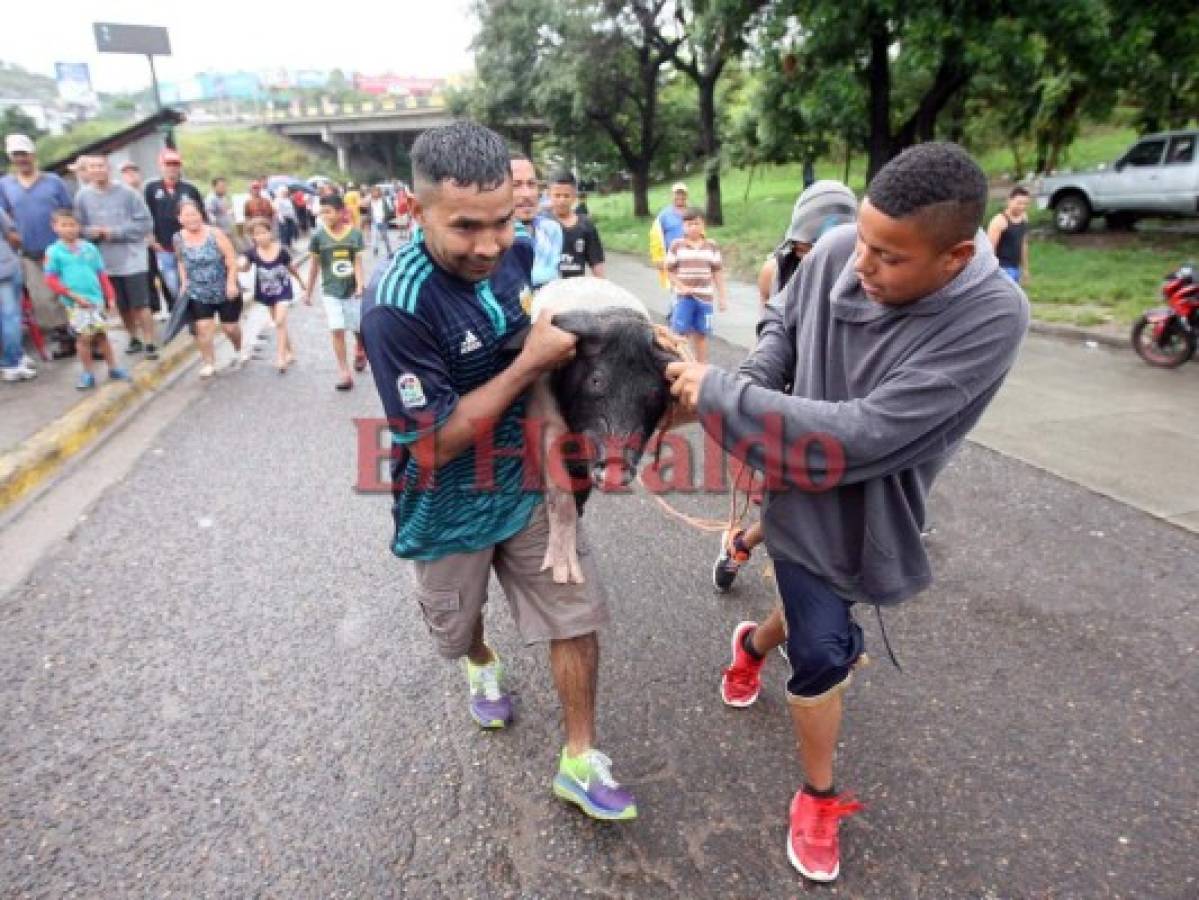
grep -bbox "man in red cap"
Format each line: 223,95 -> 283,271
143,147 -> 205,307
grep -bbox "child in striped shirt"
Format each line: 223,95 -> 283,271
665,208 -> 727,362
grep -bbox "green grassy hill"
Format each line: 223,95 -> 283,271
175,128 -> 335,187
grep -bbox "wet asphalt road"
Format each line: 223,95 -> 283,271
1,255 -> 1196,898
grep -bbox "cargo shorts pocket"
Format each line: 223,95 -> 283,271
415,587 -> 461,615
412,587 -> 468,657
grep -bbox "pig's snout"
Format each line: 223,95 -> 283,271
591,458 -> 636,489
587,432 -> 644,489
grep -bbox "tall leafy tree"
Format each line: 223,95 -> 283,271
652,0 -> 770,224
1110,0 -> 1199,132
466,0 -> 683,216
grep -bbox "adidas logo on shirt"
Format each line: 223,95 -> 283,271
459,331 -> 483,354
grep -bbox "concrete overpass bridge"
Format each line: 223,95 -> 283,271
193,99 -> 545,174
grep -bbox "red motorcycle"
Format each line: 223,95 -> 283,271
1131,264 -> 1199,368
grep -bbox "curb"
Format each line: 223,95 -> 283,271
0,243 -> 312,514
0,335 -> 196,513
1027,320 -> 1127,349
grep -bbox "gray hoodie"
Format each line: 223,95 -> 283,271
698,223 -> 1029,605
74,182 -> 152,276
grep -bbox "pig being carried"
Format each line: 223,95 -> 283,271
522,276 -> 681,583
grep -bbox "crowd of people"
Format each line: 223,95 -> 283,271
0,132 -> 429,390
0,127 -> 607,393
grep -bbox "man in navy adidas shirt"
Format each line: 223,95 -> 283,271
361,122 -> 638,821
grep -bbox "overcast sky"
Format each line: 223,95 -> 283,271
1,0 -> 478,93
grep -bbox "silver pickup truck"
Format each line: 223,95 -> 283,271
1035,130 -> 1199,233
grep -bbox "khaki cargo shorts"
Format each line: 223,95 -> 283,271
410,502 -> 609,658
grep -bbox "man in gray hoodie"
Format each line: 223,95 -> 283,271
75,156 -> 157,358
666,143 -> 1029,884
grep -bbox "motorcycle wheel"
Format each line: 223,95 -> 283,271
1131,315 -> 1197,368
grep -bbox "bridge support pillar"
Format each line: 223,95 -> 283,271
320,127 -> 352,174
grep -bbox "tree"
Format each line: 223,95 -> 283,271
545,1 -> 683,216
651,0 -> 770,224
465,0 -> 684,217
461,0 -> 566,155
1111,0 -> 1199,133
758,0 -> 1124,179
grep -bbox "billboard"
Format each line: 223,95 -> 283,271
55,63 -> 95,105
93,22 -> 171,56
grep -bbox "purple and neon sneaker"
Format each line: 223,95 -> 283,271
465,651 -> 514,729
553,748 -> 638,821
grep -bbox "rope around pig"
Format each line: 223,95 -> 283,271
642,326 -> 757,545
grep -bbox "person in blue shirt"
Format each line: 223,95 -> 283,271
1,134 -> 74,354
361,122 -> 638,822
650,181 -> 690,308
657,181 -> 689,249
509,153 -> 562,288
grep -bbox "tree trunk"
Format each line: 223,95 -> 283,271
697,74 -> 723,225
864,23 -> 892,181
1010,142 -> 1026,180
633,164 -> 652,216
893,38 -> 969,155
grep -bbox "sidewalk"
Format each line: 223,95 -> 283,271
0,233 -> 395,514
0,323 -> 169,457
606,252 -> 1199,532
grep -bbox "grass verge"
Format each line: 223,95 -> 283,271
587,127 -> 1199,328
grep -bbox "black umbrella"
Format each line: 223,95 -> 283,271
160,292 -> 194,346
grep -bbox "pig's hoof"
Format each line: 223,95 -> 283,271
542,551 -> 585,585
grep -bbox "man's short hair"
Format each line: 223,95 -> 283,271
321,194 -> 344,211
212,176 -> 226,186
51,207 -> 77,222
866,142 -> 987,249
412,122 -> 511,196
681,207 -> 704,222
550,170 -> 577,189
1009,185 -> 1030,199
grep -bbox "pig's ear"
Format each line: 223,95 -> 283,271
645,326 -> 683,373
550,310 -> 604,340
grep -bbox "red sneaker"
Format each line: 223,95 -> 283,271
721,621 -> 765,707
787,788 -> 864,882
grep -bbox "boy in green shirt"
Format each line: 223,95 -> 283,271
305,195 -> 365,390
42,208 -> 131,390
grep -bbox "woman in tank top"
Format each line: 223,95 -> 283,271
174,198 -> 243,378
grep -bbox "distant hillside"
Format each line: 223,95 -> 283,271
0,60 -> 58,101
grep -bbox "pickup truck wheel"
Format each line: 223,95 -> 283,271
1052,194 -> 1091,234
1106,212 -> 1138,231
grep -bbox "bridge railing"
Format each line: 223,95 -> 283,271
186,94 -> 449,127
268,94 -> 447,121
